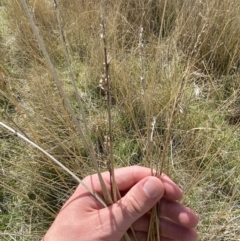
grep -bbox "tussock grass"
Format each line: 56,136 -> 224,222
1,0 -> 240,240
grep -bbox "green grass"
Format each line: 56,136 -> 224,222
1,0 -> 240,240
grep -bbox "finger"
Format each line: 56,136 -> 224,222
128,231 -> 177,241
81,166 -> 182,200
133,216 -> 198,241
160,174 -> 183,200
160,217 -> 198,241
83,166 -> 152,192
99,176 -> 164,235
160,199 -> 198,228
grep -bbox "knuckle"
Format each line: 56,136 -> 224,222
127,192 -> 143,218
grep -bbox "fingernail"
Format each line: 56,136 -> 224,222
143,178 -> 162,199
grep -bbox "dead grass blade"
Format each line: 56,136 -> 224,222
19,0 -> 113,206
0,121 -> 107,208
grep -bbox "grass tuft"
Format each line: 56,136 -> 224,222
1,0 -> 240,240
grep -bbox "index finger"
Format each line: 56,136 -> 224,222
82,166 -> 183,201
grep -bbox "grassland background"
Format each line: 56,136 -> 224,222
0,0 -> 240,240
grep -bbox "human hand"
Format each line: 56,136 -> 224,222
42,166 -> 198,241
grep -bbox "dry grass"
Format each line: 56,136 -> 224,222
1,0 -> 240,240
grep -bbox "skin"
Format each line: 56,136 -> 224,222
42,166 -> 198,241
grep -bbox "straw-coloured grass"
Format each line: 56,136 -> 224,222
1,0 -> 240,240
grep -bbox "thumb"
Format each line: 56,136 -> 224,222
109,176 -> 164,233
